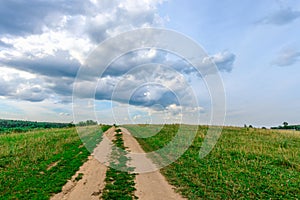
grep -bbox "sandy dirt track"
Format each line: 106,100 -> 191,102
121,127 -> 186,200
50,127 -> 116,200
51,127 -> 185,200
50,155 -> 107,200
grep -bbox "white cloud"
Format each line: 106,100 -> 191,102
0,0 -> 225,124
202,51 -> 236,73
272,47 -> 300,66
259,7 -> 300,25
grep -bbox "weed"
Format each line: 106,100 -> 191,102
75,173 -> 84,181
102,128 -> 137,200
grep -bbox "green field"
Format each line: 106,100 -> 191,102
0,126 -> 107,199
1,124 -> 299,199
125,125 -> 300,199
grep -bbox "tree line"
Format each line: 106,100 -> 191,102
271,122 -> 300,131
0,119 -> 74,134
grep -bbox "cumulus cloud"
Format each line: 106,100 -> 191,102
272,47 -> 300,66
0,0 -> 168,102
1,50 -> 81,78
0,0 -> 167,71
0,40 -> 12,48
0,0 -> 92,36
0,0 -> 229,123
259,8 -> 300,25
204,51 -> 236,72
102,48 -> 168,77
0,67 -> 49,102
171,50 -> 236,76
72,62 -> 200,114
0,66 -> 76,104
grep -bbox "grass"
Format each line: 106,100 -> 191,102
75,173 -> 84,181
102,127 -> 137,200
125,125 -> 300,199
0,125 -> 108,199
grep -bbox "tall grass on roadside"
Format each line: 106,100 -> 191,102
125,125 -> 300,199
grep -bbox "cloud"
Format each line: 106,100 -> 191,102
171,50 -> 236,76
0,0 -> 91,36
0,0 -> 169,105
259,8 -> 300,25
0,67 -> 75,103
0,40 -> 12,48
0,0 -> 169,96
0,67 -> 49,102
0,0 -> 167,73
272,47 -> 300,66
1,50 -> 81,78
206,51 -> 236,72
103,48 -> 168,77
0,0 -> 225,124
72,64 -> 197,110
59,112 -> 71,116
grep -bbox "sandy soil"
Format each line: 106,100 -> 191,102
51,127 -> 185,200
50,127 -> 115,200
50,156 -> 107,200
121,127 -> 186,200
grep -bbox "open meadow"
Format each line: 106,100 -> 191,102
1,124 -> 299,199
125,124 -> 300,199
0,126 -> 109,199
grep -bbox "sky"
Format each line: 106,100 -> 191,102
0,0 -> 299,127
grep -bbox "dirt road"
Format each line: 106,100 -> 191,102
121,127 -> 186,200
51,127 -> 185,200
50,127 -> 116,200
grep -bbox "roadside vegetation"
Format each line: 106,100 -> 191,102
0,125 -> 109,199
125,124 -> 300,199
102,127 -> 137,200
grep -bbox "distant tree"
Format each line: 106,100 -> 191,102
0,119 -> 72,134
283,122 -> 288,127
77,120 -> 97,126
249,125 -> 253,128
244,124 -> 247,128
262,127 -> 267,129
86,120 -> 97,126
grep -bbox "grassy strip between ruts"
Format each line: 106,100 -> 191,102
125,124 -> 300,199
102,127 -> 137,200
0,125 -> 110,199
